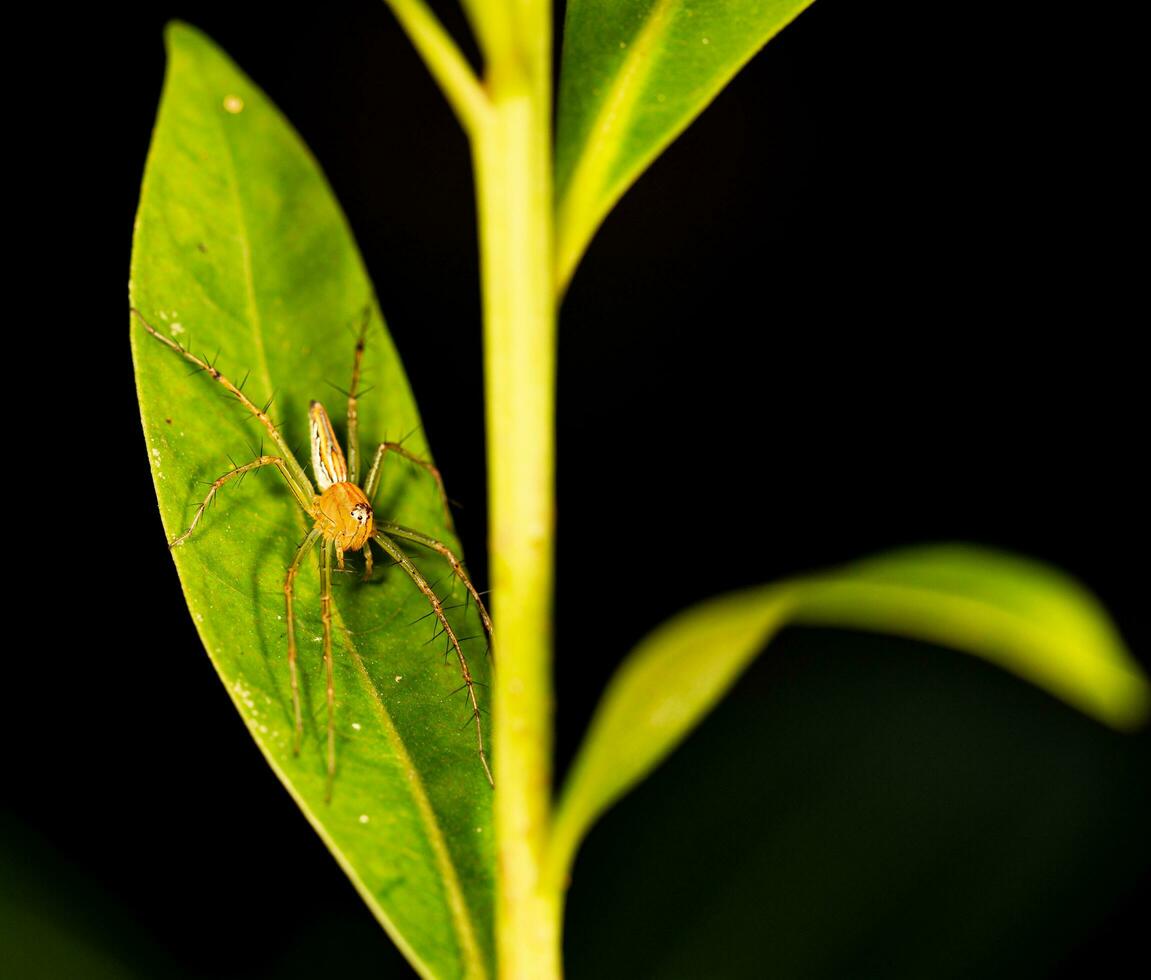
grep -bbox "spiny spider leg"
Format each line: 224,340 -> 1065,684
362,540 -> 374,581
320,538 -> 337,801
131,308 -> 315,497
364,441 -> 453,528
170,456 -> 310,547
376,520 -> 493,648
372,530 -> 494,787
285,527 -> 323,753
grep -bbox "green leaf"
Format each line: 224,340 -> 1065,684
788,545 -> 1148,729
129,23 -> 493,980
555,0 -> 817,291
547,545 -> 1149,885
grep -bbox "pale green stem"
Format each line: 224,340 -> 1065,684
382,0 -> 490,134
387,0 -> 561,975
472,4 -> 559,977
457,0 -> 518,68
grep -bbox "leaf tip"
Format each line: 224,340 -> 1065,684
1100,671 -> 1151,733
162,19 -> 224,69
163,19 -> 204,49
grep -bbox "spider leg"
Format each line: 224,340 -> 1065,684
320,537 -> 337,802
372,530 -> 493,787
285,527 -> 322,755
362,542 -> 374,582
132,308 -> 316,497
169,456 -> 312,548
363,442 -> 453,528
376,520 -> 493,649
344,307 -> 371,485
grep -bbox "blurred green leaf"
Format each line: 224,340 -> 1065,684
555,0 -> 816,290
788,545 -> 1148,729
130,23 -> 493,979
563,629 -> 1151,979
548,545 -> 1149,883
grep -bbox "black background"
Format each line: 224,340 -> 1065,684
7,1 -> 1146,977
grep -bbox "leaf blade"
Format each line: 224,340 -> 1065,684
555,0 -> 816,290
789,544 -> 1149,733
548,545 -> 1148,886
130,23 -> 493,979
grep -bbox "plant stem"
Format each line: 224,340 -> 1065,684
383,0 -> 489,134
389,0 -> 560,971
473,5 -> 559,976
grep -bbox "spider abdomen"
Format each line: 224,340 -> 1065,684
313,482 -> 373,552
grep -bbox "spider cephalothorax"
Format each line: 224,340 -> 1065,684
313,480 -> 374,553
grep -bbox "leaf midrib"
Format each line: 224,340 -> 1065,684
557,0 -> 676,280
203,68 -> 487,979
342,615 -> 487,977
210,88 -> 276,440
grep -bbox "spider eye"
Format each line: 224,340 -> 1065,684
351,502 -> 370,524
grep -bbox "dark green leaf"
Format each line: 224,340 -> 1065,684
548,545 -> 1148,883
129,24 -> 493,979
555,0 -> 817,290
564,629 -> 1151,978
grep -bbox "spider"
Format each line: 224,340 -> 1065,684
131,307 -> 493,796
